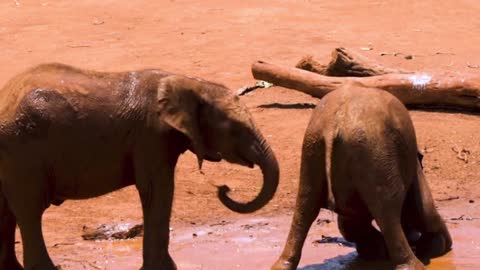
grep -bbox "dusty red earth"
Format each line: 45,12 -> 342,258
1,0 -> 479,269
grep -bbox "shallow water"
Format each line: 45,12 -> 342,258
44,212 -> 480,270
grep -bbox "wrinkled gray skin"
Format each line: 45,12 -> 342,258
0,63 -> 279,270
271,85 -> 451,270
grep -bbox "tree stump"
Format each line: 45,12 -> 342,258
295,47 -> 411,77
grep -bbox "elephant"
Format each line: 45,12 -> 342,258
271,84 -> 451,270
0,63 -> 279,270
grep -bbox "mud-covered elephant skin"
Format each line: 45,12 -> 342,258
271,85 -> 451,270
0,63 -> 279,270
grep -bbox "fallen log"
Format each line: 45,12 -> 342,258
295,47 -> 411,76
252,61 -> 480,111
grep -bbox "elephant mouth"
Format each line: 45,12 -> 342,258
240,158 -> 254,168
238,152 -> 255,168
204,151 -> 254,169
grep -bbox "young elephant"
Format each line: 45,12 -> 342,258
0,63 -> 279,270
271,85 -> 451,270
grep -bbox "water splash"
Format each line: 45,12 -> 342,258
409,74 -> 432,90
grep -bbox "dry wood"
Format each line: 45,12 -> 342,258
252,60 -> 480,111
295,55 -> 329,75
295,47 -> 410,77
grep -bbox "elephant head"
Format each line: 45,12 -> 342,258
157,75 -> 279,213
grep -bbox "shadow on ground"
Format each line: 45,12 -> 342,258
258,102 -> 317,109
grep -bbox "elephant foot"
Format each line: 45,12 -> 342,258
139,264 -> 177,270
270,258 -> 298,270
140,255 -> 177,270
139,265 -> 177,270
395,258 -> 426,270
415,232 -> 451,259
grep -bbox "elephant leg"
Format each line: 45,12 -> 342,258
0,188 -> 23,270
4,173 -> 56,270
410,162 -> 452,259
337,215 -> 387,260
16,218 -> 56,270
271,142 -> 326,270
364,180 -> 425,270
136,164 -> 177,270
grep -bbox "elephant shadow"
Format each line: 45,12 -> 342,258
298,252 -> 396,270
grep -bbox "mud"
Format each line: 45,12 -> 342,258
81,224 -> 144,241
16,210 -> 479,270
2,0 -> 480,269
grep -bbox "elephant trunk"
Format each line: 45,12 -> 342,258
217,136 -> 279,213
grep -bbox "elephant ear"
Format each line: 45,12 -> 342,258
157,75 -> 207,169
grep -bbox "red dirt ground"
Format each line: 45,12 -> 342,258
1,0 -> 479,269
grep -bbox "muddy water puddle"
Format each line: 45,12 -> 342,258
41,212 -> 480,270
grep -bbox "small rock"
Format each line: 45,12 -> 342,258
192,233 -> 198,237
469,199 -> 475,203
405,55 -> 414,60
423,146 -> 435,153
360,47 -> 373,51
92,18 -> 105,25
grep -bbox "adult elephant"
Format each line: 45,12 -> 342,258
0,63 -> 279,270
271,84 -> 451,270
